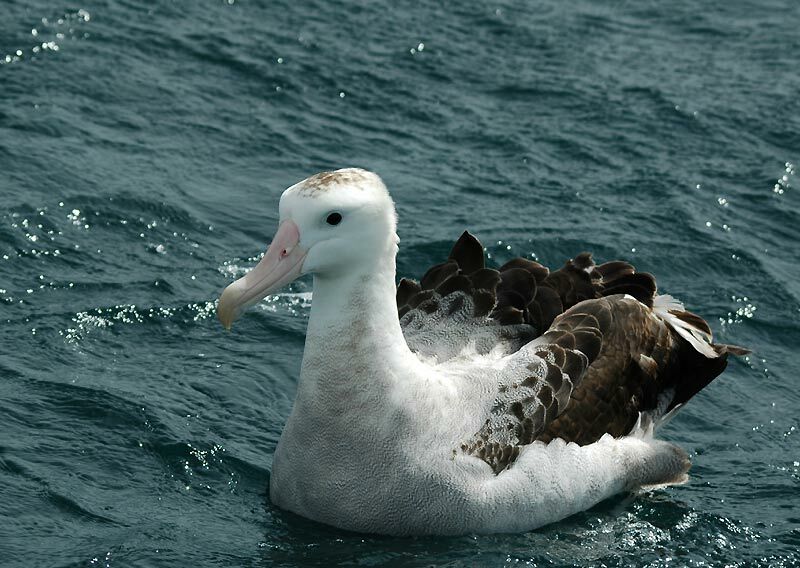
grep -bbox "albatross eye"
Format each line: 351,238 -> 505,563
325,212 -> 343,226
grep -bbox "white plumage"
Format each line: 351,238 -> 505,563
217,168 -> 741,535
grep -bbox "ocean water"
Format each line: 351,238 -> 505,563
1,0 -> 798,566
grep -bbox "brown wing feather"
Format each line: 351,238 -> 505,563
398,233 -> 658,342
460,306 -> 609,473
397,233 -> 539,357
536,295 -> 733,445
400,231 -> 746,473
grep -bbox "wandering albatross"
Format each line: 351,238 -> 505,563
217,168 -> 746,536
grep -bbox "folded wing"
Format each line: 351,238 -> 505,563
397,232 -> 746,474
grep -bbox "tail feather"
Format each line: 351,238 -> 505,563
537,287 -> 748,445
649,294 -> 743,412
653,294 -> 718,358
524,252 -> 749,446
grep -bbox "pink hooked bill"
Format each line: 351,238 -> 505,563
217,219 -> 307,330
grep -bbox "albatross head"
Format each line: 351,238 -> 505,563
217,168 -> 397,329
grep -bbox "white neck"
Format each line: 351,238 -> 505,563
270,232 -> 425,514
293,234 -> 417,418
308,255 -> 401,343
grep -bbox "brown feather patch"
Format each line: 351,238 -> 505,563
397,231 -> 745,473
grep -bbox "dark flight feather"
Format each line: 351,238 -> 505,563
396,231 -> 746,473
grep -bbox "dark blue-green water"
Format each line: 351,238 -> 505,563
1,1 -> 798,566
